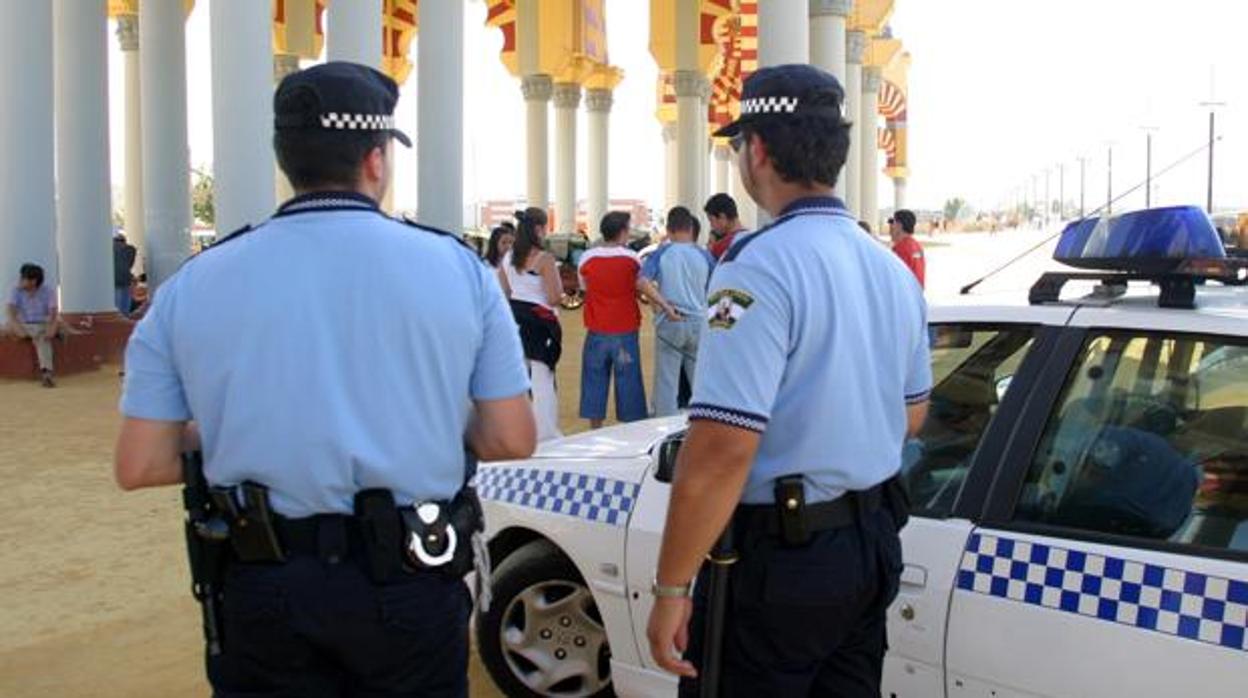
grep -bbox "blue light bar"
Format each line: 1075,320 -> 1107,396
1055,206 -> 1226,273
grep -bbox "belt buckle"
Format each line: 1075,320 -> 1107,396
405,502 -> 457,568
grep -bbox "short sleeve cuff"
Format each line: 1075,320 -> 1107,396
905,389 -> 932,405
687,403 -> 769,433
119,396 -> 192,422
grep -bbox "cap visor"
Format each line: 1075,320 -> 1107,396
713,120 -> 742,138
392,129 -> 412,147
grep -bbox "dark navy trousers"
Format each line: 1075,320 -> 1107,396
680,505 -> 904,698
207,552 -> 471,697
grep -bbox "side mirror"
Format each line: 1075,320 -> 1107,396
654,434 -> 684,484
995,375 -> 1014,402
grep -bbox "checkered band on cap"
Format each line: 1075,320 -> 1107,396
740,96 -> 800,116
319,112 -> 396,132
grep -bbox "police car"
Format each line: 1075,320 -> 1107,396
473,206 -> 1248,698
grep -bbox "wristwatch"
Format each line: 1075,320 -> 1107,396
651,579 -> 693,598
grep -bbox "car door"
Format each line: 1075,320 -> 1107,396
945,321 -> 1248,697
884,319 -> 1061,697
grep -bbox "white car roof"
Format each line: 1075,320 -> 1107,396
931,280 -> 1247,337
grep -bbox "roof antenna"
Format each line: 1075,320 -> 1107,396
959,136 -> 1224,295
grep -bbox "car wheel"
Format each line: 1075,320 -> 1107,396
477,540 -> 613,697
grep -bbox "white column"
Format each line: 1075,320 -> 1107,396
844,31 -> 866,216
273,53 -> 301,203
140,0 -> 192,288
758,0 -> 809,65
673,70 -> 706,212
211,0 -> 275,236
662,121 -> 678,211
713,143 -> 731,194
810,0 -> 851,201
115,15 -> 145,261
522,74 -> 552,210
893,177 -> 907,210
553,82 -> 581,235
417,0 -> 464,232
860,66 -> 882,231
327,0 -> 382,67
0,3 -> 56,290
586,88 -> 613,241
54,0 -> 113,313
809,0 -> 850,81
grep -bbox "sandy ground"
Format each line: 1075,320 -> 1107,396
0,309 -> 657,698
0,228 -> 1053,696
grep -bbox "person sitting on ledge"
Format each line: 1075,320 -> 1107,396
4,263 -> 59,387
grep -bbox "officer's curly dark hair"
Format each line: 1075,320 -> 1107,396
744,90 -> 851,189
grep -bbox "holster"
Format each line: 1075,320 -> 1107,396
209,482 -> 285,563
883,475 -> 911,531
181,451 -> 230,656
353,487 -> 484,584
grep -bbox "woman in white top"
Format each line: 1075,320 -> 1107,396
498,208 -> 564,441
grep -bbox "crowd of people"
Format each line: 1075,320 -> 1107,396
480,192 -> 926,439
482,194 -> 751,439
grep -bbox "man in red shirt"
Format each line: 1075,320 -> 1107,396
577,211 -> 647,429
889,208 -> 926,288
705,193 -> 748,260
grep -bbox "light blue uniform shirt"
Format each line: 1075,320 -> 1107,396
689,196 -> 932,504
121,192 -> 530,517
640,241 -> 715,324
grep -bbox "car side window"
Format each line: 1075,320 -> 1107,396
1014,333 -> 1248,554
902,324 -> 1036,517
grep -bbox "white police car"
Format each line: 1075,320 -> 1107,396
474,207 -> 1248,697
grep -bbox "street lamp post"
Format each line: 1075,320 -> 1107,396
1106,145 -> 1114,215
1140,125 -> 1158,208
1078,156 -> 1086,218
1198,103 -> 1224,212
1058,163 -> 1065,220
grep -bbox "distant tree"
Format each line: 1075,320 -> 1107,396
191,167 -> 214,227
943,197 -> 967,222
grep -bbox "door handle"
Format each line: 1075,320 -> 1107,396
900,563 -> 928,589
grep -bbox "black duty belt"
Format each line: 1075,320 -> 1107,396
275,514 -> 363,560
735,482 -> 886,537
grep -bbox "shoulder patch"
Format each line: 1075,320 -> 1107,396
707,288 -> 755,329
396,215 -> 479,256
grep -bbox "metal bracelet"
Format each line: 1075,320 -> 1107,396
651,580 -> 693,598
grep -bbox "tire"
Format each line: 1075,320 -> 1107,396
477,540 -> 614,698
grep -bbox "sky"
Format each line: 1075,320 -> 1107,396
106,0 -> 1247,218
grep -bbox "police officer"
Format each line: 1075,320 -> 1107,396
646,64 -> 932,696
114,62 -> 535,697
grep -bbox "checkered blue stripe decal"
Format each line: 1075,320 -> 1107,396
476,467 -> 639,527
958,533 -> 1248,652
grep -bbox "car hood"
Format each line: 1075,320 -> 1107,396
531,416 -> 686,460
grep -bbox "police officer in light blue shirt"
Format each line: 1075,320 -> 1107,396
113,62 -> 535,697
647,64 -> 932,697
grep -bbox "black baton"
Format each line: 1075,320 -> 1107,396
699,524 -> 737,698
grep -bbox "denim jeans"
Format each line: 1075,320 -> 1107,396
579,331 -> 647,422
114,286 -> 131,315
653,320 -> 701,417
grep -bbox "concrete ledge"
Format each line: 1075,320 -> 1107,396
0,313 -> 133,380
